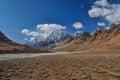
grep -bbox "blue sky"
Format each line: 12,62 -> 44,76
0,0 -> 120,43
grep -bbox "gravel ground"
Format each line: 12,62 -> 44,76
0,51 -> 120,80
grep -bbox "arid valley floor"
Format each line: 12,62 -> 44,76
0,51 -> 120,80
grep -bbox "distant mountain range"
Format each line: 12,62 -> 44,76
25,30 -> 72,50
25,24 -> 120,51
0,24 -> 120,53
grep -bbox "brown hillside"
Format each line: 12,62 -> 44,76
54,24 -> 120,51
0,31 -> 47,53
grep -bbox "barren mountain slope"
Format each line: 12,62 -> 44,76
54,24 -> 120,51
89,35 -> 120,51
0,31 -> 47,53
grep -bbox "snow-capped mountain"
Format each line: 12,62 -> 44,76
73,31 -> 83,38
25,31 -> 72,49
47,30 -> 63,41
73,31 -> 90,40
47,30 -> 72,44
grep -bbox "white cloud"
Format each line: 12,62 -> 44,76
105,4 -> 120,24
22,24 -> 66,41
97,22 -> 106,26
73,22 -> 83,29
88,8 -> 111,17
94,0 -> 109,7
22,29 -> 40,37
22,29 -> 29,34
88,0 -> 120,25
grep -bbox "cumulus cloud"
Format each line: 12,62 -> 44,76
22,29 -> 40,37
22,29 -> 29,34
97,22 -> 106,26
73,22 -> 83,29
22,24 -> 66,41
94,0 -> 109,7
88,8 -> 111,17
88,0 -> 120,25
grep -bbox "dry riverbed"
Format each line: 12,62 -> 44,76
0,51 -> 120,80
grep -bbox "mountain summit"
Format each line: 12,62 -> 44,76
25,31 -> 72,49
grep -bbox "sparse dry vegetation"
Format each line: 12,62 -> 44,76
0,51 -> 120,80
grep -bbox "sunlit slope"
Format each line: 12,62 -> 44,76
54,24 -> 120,51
